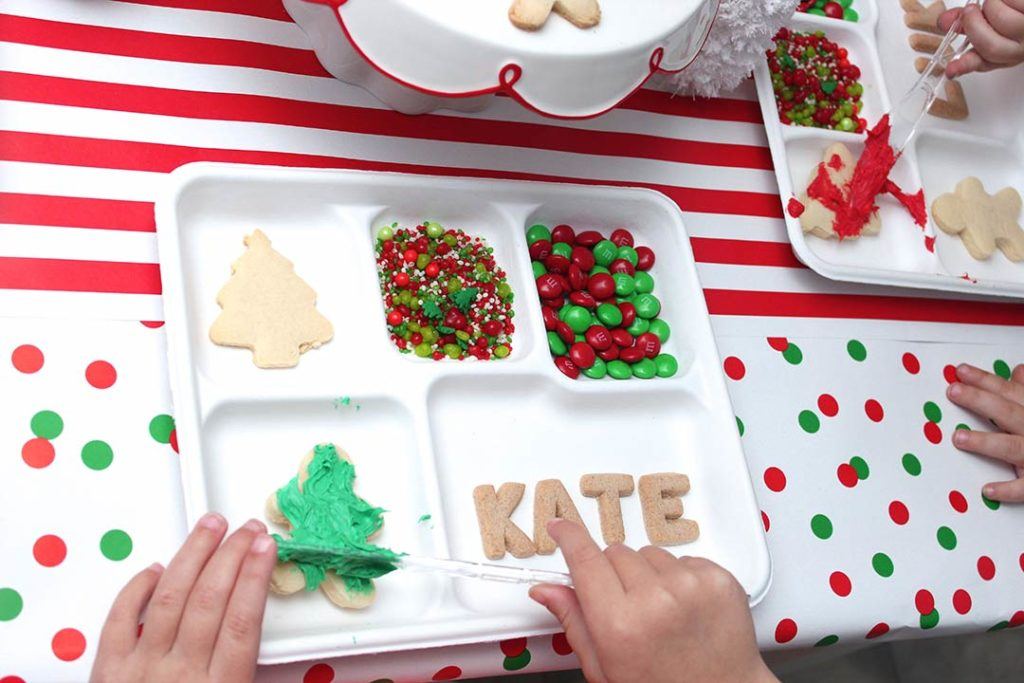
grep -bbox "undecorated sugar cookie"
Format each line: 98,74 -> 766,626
509,0 -> 600,30
932,178 -> 1024,262
210,230 -> 333,368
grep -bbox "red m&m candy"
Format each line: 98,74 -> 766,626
569,342 -> 596,369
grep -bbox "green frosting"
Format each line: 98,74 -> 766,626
273,443 -> 401,595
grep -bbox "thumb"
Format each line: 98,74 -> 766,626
529,584 -> 606,683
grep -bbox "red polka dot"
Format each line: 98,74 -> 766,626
303,663 -> 334,683
1010,611 -> 1024,627
866,622 -> 889,639
902,353 -> 920,375
774,618 -> 798,644
140,320 -> 165,328
948,490 -> 968,513
977,556 -> 996,581
86,360 -> 117,389
761,510 -> 770,532
763,467 -> 786,492
723,356 -> 745,380
432,666 -> 463,681
0,677 -> 27,683
924,422 -> 942,444
829,571 -> 852,597
837,463 -> 858,488
767,337 -> 789,352
500,637 -> 527,657
953,589 -> 972,615
51,628 -> 86,661
169,429 -> 179,454
1019,553 -> 1024,573
22,438 -> 55,468
11,344 -> 43,373
817,394 -> 839,417
943,364 -> 958,384
864,399 -> 884,422
552,632 -> 572,656
915,589 -> 935,615
888,500 -> 909,525
33,535 -> 67,567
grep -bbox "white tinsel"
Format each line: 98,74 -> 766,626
669,0 -> 799,98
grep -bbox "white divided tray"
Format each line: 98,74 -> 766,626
754,0 -> 1024,298
156,164 -> 771,664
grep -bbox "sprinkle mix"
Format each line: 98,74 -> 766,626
528,224 -> 677,380
768,28 -> 866,133
375,222 -> 514,360
798,0 -> 859,22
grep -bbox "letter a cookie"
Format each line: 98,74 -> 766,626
932,178 -> 1024,262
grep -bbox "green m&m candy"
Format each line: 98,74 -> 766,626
552,242 -> 573,259
633,271 -> 655,294
583,357 -> 607,379
632,358 -> 657,379
655,353 -> 678,378
633,293 -> 661,319
593,240 -> 618,266
627,318 -> 650,336
596,303 -> 623,327
843,7 -> 858,21
564,306 -> 592,334
648,318 -> 670,343
527,224 -> 551,244
613,273 -> 635,297
589,265 -> 610,276
617,245 -> 639,267
547,331 -> 567,356
607,360 -> 632,380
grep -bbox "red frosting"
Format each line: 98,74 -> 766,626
787,197 -> 806,217
805,115 -> 927,239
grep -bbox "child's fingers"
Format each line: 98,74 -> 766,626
1011,364 -> 1024,387
173,520 -> 266,667
948,382 -> 1024,435
138,512 -> 228,654
95,563 -> 164,661
984,477 -> 1024,503
637,545 -> 681,575
209,533 -> 277,683
953,428 -> 1024,466
984,0 -> 1024,41
528,585 -> 607,683
548,519 -> 624,616
603,544 -> 657,592
947,50 -> 999,77
956,363 -> 1024,406
938,7 -> 964,33
962,3 -> 1024,64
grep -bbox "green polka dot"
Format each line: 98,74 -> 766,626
989,621 -> 1010,632
810,514 -> 833,539
872,552 -> 894,578
783,343 -> 803,365
993,359 -> 1011,379
31,410 -> 63,439
81,440 -> 113,471
847,340 -> 867,362
736,416 -> 745,437
902,453 -> 921,476
814,634 -> 839,647
0,588 -> 23,621
850,456 -> 869,480
982,493 -> 1000,510
920,608 -> 940,630
955,423 -> 971,432
149,414 -> 175,444
503,650 -> 532,671
100,529 -> 133,561
937,526 -> 957,550
799,410 -> 820,434
923,401 -> 942,423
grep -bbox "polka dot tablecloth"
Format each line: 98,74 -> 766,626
3,320 -> 1024,683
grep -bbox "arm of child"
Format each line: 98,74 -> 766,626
529,519 -> 777,683
948,363 -> 1024,502
90,514 -> 278,683
939,1 -> 1024,78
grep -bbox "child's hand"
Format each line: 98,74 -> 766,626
91,514 -> 278,683
949,363 -> 1024,502
529,520 -> 776,683
939,2 -> 1024,78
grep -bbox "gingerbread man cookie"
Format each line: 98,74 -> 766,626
799,143 -> 881,239
932,178 -> 1024,262
509,0 -> 600,30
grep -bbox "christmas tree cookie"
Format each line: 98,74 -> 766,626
209,230 -> 333,368
266,443 -> 400,609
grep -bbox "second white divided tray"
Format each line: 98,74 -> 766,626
156,164 -> 771,664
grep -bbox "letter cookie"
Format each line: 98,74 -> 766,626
473,483 -> 536,560
638,473 -> 699,546
534,479 -> 586,554
932,178 -> 1024,262
580,473 -> 634,545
